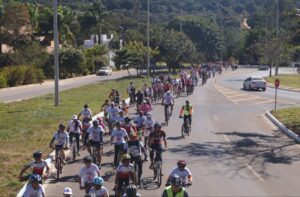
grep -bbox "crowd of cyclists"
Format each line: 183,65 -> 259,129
19,64 -> 225,197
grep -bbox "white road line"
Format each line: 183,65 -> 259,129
227,94 -> 249,98
223,135 -> 230,142
246,164 -> 264,182
233,97 -> 260,102
261,114 -> 277,130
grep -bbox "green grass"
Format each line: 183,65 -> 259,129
0,76 -> 149,196
265,74 -> 300,89
271,107 -> 300,135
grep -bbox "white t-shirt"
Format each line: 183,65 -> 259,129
88,186 -> 109,197
170,167 -> 192,183
87,126 -> 104,142
79,163 -> 100,185
22,184 -> 45,197
53,131 -> 69,146
133,116 -> 146,128
111,128 -> 128,144
28,160 -> 48,175
80,108 -> 93,119
125,141 -> 145,157
68,119 -> 82,134
144,118 -> 155,136
163,94 -> 174,105
106,107 -> 120,121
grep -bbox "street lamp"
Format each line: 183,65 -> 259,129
53,0 -> 59,106
147,0 -> 150,78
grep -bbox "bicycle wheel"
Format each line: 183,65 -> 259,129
181,124 -> 186,138
56,159 -> 60,180
92,146 -> 97,164
187,126 -> 191,136
134,162 -> 140,186
157,163 -> 162,187
72,145 -> 76,161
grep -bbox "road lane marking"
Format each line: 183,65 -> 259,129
261,114 -> 278,130
246,164 -> 264,182
227,94 -> 249,98
223,135 -> 230,142
250,100 -> 273,105
233,97 -> 260,102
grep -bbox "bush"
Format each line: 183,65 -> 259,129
0,72 -> 7,88
23,66 -> 45,84
6,66 -> 26,86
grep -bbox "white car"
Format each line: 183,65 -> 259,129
243,76 -> 267,91
96,67 -> 112,76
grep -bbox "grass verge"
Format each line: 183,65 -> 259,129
271,107 -> 300,135
0,76 -> 148,196
265,74 -> 300,89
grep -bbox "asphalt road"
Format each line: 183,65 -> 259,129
42,69 -> 300,197
0,69 -> 135,103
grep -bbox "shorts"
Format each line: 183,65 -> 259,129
89,140 -> 102,149
55,145 -> 64,155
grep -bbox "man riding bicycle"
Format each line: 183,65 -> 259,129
78,104 -> 93,120
85,120 -> 105,166
148,122 -> 167,169
179,100 -> 193,127
162,91 -> 174,119
22,174 -> 45,197
88,176 -> 109,197
49,124 -> 69,164
162,174 -> 189,197
166,160 -> 193,186
115,154 -> 135,197
67,115 -> 82,156
111,121 -> 128,167
125,132 -> 147,186
19,151 -> 50,182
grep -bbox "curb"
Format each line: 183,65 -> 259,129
266,111 -> 300,143
266,84 -> 300,93
17,98 -> 130,197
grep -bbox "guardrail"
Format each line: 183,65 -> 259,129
17,98 -> 130,197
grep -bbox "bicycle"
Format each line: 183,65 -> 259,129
132,157 -> 142,187
164,104 -> 171,126
91,143 -> 101,166
54,148 -> 64,180
151,149 -> 163,187
180,116 -> 191,138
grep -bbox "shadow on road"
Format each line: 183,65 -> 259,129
141,177 -> 160,190
168,130 -> 299,179
167,136 -> 183,140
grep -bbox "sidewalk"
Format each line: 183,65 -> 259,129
267,83 -> 300,93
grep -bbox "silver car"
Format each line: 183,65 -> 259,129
96,67 -> 112,76
243,76 -> 267,91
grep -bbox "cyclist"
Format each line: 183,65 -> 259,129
148,122 -> 167,169
125,132 -> 147,186
101,99 -> 110,120
115,154 -> 135,197
123,117 -> 137,136
63,187 -> 73,197
135,90 -> 144,110
22,174 -> 45,197
118,110 -> 126,125
179,100 -> 193,127
133,111 -> 146,140
79,156 -> 101,193
85,120 -> 105,166
139,100 -> 151,115
67,115 -> 82,156
109,88 -> 117,102
144,112 -> 155,151
106,102 -> 120,133
121,99 -> 129,115
162,91 -> 174,119
49,124 -> 69,164
162,174 -> 189,197
88,176 -> 109,197
166,160 -> 192,186
78,104 -> 93,120
122,184 -> 141,197
111,121 -> 128,167
19,151 -> 50,182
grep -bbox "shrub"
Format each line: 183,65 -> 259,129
23,66 -> 45,84
0,72 -> 7,88
6,66 -> 26,86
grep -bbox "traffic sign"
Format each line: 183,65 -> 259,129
275,79 -> 280,88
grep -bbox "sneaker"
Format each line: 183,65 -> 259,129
63,160 -> 67,165
144,157 -> 148,161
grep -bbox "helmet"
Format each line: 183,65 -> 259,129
170,174 -> 182,186
124,117 -> 131,123
72,115 -> 77,120
29,174 -> 41,183
121,154 -> 131,161
126,184 -> 137,196
154,122 -> 161,128
186,100 -> 190,104
59,124 -> 65,130
83,156 -> 92,163
84,104 -> 89,108
115,121 -> 121,126
63,187 -> 73,195
33,151 -> 42,158
93,176 -> 104,186
146,112 -> 152,117
92,120 -> 99,126
177,160 -> 187,168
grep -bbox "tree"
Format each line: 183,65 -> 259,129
83,44 -> 109,73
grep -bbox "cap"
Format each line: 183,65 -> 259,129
63,187 -> 72,195
72,115 -> 77,120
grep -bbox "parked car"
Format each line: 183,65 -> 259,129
243,76 -> 267,91
258,65 -> 269,70
96,67 -> 112,76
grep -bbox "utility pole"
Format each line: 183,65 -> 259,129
147,0 -> 150,78
275,0 -> 279,75
53,0 -> 59,106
